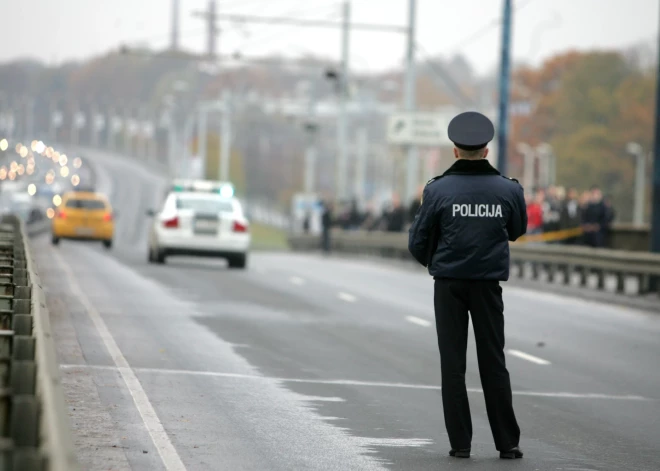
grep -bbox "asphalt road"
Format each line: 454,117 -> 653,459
33,149 -> 660,471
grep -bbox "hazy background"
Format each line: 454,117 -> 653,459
3,0 -> 657,75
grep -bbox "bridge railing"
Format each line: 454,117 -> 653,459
0,215 -> 79,471
287,230 -> 660,297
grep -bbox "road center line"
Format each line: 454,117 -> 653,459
338,292 -> 357,303
405,316 -> 431,327
290,276 -> 305,285
52,251 -> 187,471
507,349 -> 551,366
59,364 -> 650,401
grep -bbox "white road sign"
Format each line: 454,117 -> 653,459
387,112 -> 453,147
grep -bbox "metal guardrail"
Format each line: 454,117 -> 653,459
287,230 -> 660,296
0,215 -> 79,471
24,220 -> 50,239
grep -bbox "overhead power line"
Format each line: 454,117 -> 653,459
210,13 -> 407,33
414,42 -> 475,107
226,2 -> 339,53
444,0 -> 537,52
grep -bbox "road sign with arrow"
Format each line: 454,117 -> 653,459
386,112 -> 453,147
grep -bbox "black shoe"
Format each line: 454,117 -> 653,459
500,446 -> 523,459
449,448 -> 471,458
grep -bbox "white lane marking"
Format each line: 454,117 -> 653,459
297,395 -> 346,402
405,316 -> 431,327
507,349 -> 551,366
60,364 -> 649,401
358,438 -> 434,448
338,292 -> 357,303
52,252 -> 187,471
290,276 -> 305,286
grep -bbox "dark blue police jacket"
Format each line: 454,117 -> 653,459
408,159 -> 527,281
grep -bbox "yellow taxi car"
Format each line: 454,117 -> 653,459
51,191 -> 115,248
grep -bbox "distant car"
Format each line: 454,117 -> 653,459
51,191 -> 115,248
146,179 -> 250,268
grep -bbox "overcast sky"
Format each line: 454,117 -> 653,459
2,0 -> 657,76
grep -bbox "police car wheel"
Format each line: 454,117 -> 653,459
155,248 -> 166,264
228,253 -> 247,269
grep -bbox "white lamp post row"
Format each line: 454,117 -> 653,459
516,142 -> 556,191
518,140 -> 649,226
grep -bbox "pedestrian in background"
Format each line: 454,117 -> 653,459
526,191 -> 543,235
408,111 -> 526,460
542,186 -> 561,238
321,200 -> 333,254
603,196 -> 616,247
561,188 -> 581,244
582,186 -> 608,248
386,195 -> 406,232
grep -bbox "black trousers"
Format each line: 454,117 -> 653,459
433,278 -> 520,451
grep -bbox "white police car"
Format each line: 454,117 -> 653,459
146,179 -> 250,268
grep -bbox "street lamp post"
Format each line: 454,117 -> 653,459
627,141 -> 647,226
219,89 -> 232,181
536,143 -> 554,188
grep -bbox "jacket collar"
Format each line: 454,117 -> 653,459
442,159 -> 501,176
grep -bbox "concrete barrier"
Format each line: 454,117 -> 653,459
608,223 -> 650,251
288,230 -> 660,297
0,215 -> 79,471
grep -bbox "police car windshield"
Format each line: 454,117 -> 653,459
175,195 -> 234,213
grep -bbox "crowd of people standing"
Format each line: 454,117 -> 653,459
322,184 -> 615,249
524,185 -> 615,247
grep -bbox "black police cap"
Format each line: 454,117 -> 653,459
447,111 -> 495,151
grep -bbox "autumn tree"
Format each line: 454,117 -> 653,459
509,50 -> 656,222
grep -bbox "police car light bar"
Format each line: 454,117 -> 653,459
171,179 -> 234,197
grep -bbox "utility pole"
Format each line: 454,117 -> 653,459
193,0 -> 219,59
123,105 -> 131,156
167,107 -> 177,179
49,98 -> 58,143
106,107 -> 114,150
517,143 -> 535,191
171,0 -> 180,51
304,126 -> 318,194
146,113 -> 156,163
651,7 -> 660,251
650,3 -> 660,294
403,0 -> 418,204
70,102 -> 80,146
354,127 -> 368,208
198,106 -> 208,179
220,89 -> 232,181
496,0 -> 513,175
90,102 -> 99,147
335,1 -> 350,203
24,97 -> 34,141
138,106 -> 148,160
626,142 -> 646,227
536,143 -> 554,188
182,113 -> 195,177
187,3 -> 408,199
303,80 -> 318,194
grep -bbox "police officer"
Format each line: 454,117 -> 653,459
408,111 -> 527,460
